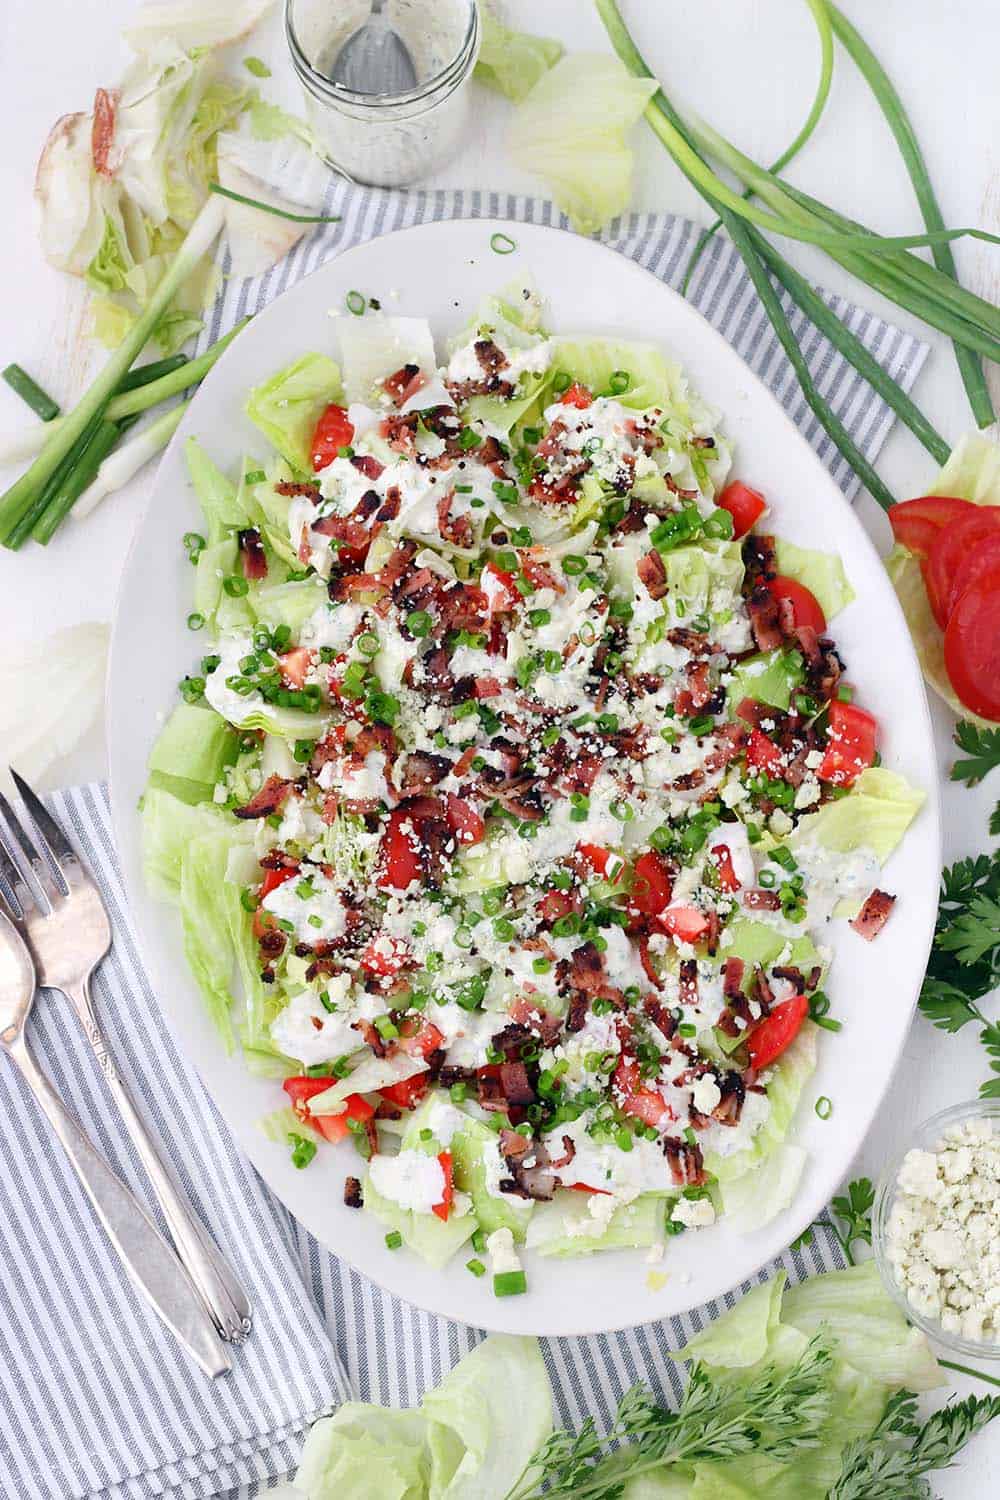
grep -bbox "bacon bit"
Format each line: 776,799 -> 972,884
351,453 -> 384,481
238,527 -> 268,580
643,996 -> 678,1040
851,888 -> 896,941
233,776 -> 296,820
499,1061 -> 535,1105
400,751 -> 451,790
638,935 -> 663,990
437,491 -> 474,548
666,627 -> 713,655
722,957 -> 745,1001
712,1072 -> 746,1126
637,548 -> 668,600
704,721 -> 748,772
743,888 -> 782,911
703,908 -> 721,956
747,584 -> 784,650
670,769 -> 705,792
275,480 -> 322,499
683,659 -> 714,711
91,88 -> 118,176
751,965 -> 774,1014
383,363 -> 421,404
547,1135 -> 577,1171
795,625 -> 822,665
664,473 -> 699,500
364,1117 -> 380,1157
772,965 -> 806,992
566,994 -> 590,1032
499,1128 -> 531,1159
678,958 -> 699,1007
743,532 -> 777,585
344,1176 -> 363,1208
663,1137 -> 707,1186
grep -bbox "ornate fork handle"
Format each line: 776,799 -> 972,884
63,975 -> 253,1344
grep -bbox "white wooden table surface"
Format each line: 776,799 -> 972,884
1,1 -> 998,1491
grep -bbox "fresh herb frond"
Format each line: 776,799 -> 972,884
951,721 -> 1000,786
991,801 -> 1000,838
918,977 -> 981,1033
937,891 -> 1000,967
829,1392 -> 1000,1499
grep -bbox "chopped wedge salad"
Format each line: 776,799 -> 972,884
143,275 -> 925,1293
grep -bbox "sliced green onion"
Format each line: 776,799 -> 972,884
384,1230 -> 403,1249
815,1095 -> 833,1120
346,289 -> 366,315
607,369 -> 631,394
210,180 -> 342,224
2,364 -> 59,421
490,232 -> 516,255
187,612 -> 205,632
466,1257 -> 487,1277
493,1269 -> 527,1296
243,55 -> 272,77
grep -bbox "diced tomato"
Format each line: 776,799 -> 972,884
360,935 -> 411,977
746,727 -> 785,777
630,850 -> 673,918
711,844 -> 741,893
259,864 -> 299,900
559,382 -> 593,409
717,481 -> 767,539
569,1182 -> 612,1195
764,575 -> 826,633
282,1078 -> 375,1144
277,647 -> 313,689
924,507 -> 1000,627
378,1074 -> 430,1111
444,793 -> 486,846
658,904 -> 710,944
945,535 -> 1000,621
431,1151 -> 454,1221
943,565 -> 1000,721
816,700 -> 878,787
377,807 -> 424,890
614,1057 -> 670,1126
520,553 -> 564,593
472,676 -> 502,699
887,495 -> 975,557
397,1019 -> 446,1059
310,403 -> 355,472
746,993 -> 809,1070
536,888 -> 579,925
577,842 -> 611,877
482,561 -> 522,613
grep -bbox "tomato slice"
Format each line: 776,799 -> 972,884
746,727 -> 785,777
396,1019 -> 445,1059
924,507 -> 1000,627
577,842 -> 612,877
944,534 -> 1000,622
377,807 -> 424,890
310,403 -> 355,472
711,844 -> 741,893
764,575 -> 826,633
943,567 -> 1000,721
717,481 -> 767,539
282,1079 -> 375,1144
559,382 -> 593,409
746,994 -> 808,1070
658,904 -> 709,944
432,1151 -> 454,1221
816,700 -> 878,787
259,864 -> 299,900
379,1074 -> 429,1111
536,888 -> 579,925
630,850 -> 673,917
277,646 -> 313,688
444,793 -> 485,847
888,495 -> 975,557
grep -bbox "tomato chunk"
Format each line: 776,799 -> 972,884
396,1019 -> 445,1059
764,575 -> 826,633
658,904 -> 709,944
888,495 -> 975,557
432,1151 -> 454,1221
282,1078 -> 374,1144
444,793 -> 486,847
259,864 -> 299,900
924,507 -> 1000,627
310,403 -> 355,472
614,1057 -> 670,1127
360,935 -> 411,976
816,700 -> 878,787
481,561 -> 522,613
377,807 -> 424,890
630,850 -> 673,918
746,994 -> 808,1070
711,844 -> 741,893
717,481 -> 767,539
559,382 -> 593,409
746,727 -> 785,777
943,567 -> 1000,721
379,1074 -> 429,1111
277,646 -> 313,688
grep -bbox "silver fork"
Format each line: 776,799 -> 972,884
0,905 -> 230,1378
0,771 -> 252,1345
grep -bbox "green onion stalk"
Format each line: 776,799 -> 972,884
0,195 -> 226,544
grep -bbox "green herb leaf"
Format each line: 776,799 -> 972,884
951,721 -> 1000,786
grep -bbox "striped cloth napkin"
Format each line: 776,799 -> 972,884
0,188 -> 928,1500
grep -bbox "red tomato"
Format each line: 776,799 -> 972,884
658,905 -> 710,944
377,807 -> 424,890
924,508 -> 1000,627
888,495 -> 975,557
397,1020 -> 445,1059
569,1182 -> 612,1195
630,850 -> 673,918
717,481 -> 767,539
711,844 -> 741,893
746,994 -> 809,1070
577,842 -> 611,877
432,1151 -> 454,1221
944,534 -> 1000,621
379,1074 -> 429,1111
559,382 -> 593,409
277,647 -> 313,689
943,568 -> 1000,721
482,562 -> 522,613
816,700 -> 878,787
259,865 -> 299,900
764,575 -> 826,633
536,888 -> 579,925
444,794 -> 486,846
614,1057 -> 670,1126
282,1078 -> 374,1144
310,403 -> 355,472
746,727 -> 786,777
360,935 -> 411,977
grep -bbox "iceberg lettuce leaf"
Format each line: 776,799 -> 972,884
791,767 -> 925,864
185,435 -> 246,542
525,1191 -> 662,1255
475,9 -> 563,102
296,1402 -> 429,1500
362,1177 -> 474,1269
246,353 -> 344,473
141,784 -> 230,901
727,648 -> 804,711
772,538 -> 855,621
338,315 -> 437,405
146,700 -> 237,797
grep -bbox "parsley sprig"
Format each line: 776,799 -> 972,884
791,1176 -> 875,1264
919,853 -> 1000,1098
505,1335 -> 835,1500
829,1389 -> 1000,1499
950,721 -> 1000,787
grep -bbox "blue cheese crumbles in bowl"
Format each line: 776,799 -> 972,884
873,1101 -> 1000,1359
142,276 -> 927,1298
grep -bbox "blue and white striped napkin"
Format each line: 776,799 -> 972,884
0,189 -> 928,1500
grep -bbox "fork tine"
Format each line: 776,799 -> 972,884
9,769 -> 81,882
0,791 -> 63,908
0,815 -> 41,920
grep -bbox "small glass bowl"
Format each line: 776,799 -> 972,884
872,1098 -> 1000,1360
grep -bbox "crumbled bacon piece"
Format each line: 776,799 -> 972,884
233,776 -> 296,820
637,548 -> 668,599
344,1176 -> 363,1208
851,889 -> 896,941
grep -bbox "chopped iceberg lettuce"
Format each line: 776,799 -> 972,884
525,1191 -> 662,1256
146,700 -> 238,802
246,353 -> 344,473
362,1177 -> 474,1269
727,648 -> 804,711
792,767 -> 925,864
772,538 -> 855,621
337,315 -> 437,405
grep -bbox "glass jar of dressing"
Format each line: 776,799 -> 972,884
285,0 -> 480,187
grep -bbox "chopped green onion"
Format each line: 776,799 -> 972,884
385,1230 -> 403,1249
466,1257 -> 487,1277
815,1095 -> 833,1120
224,574 -> 250,597
607,369 -> 630,394
243,55 -> 271,77
2,364 -> 59,421
493,1269 -> 527,1296
289,1133 -> 318,1169
490,232 -> 516,255
186,612 -> 205,632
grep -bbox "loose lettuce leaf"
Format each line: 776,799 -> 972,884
423,1335 -> 552,1500
141,785 -> 230,901
887,432 -> 1000,726
125,1 -> 277,57
146,701 -> 237,801
475,9 -> 563,102
727,648 -> 804,711
724,921 -> 824,978
179,825 -> 255,1048
772,538 -> 855,621
678,1275 -> 786,1370
297,1402 -> 430,1500
552,338 -> 685,414
508,55 -> 657,234
246,353 -> 344,473
791,767 -> 925,864
450,1116 -> 534,1240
